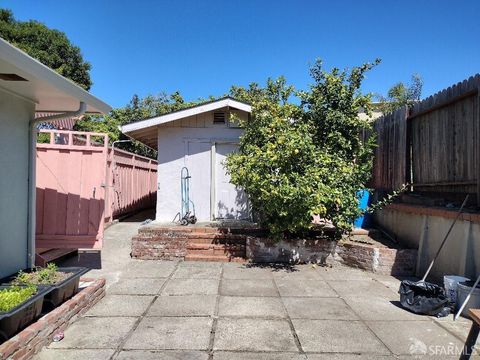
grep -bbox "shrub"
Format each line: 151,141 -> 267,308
226,60 -> 379,238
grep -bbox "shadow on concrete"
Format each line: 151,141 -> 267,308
119,208 -> 156,223
57,251 -> 102,269
244,262 -> 299,273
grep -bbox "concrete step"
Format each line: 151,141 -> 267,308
187,243 -> 245,250
187,236 -> 247,245
138,226 -> 265,237
184,254 -> 246,263
186,243 -> 245,257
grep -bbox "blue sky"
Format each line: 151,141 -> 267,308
2,0 -> 479,108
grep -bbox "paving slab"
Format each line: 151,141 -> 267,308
371,274 -> 417,292
49,317 -> 137,349
292,319 -> 390,354
179,261 -> 223,268
84,295 -> 154,317
271,265 -> 323,280
318,266 -> 374,281
162,278 -> 219,295
173,265 -> 222,279
108,278 -> 166,295
327,279 -> 395,298
214,318 -> 298,352
367,320 -> 465,356
218,296 -> 286,318
275,279 -> 337,297
34,349 -> 115,360
116,350 -> 209,360
124,260 -> 177,278
213,351 -> 306,359
123,317 -> 213,350
306,355 -> 395,360
147,295 -> 217,316
222,263 -> 274,279
283,297 -> 358,320
342,296 -> 426,321
434,315 -> 473,341
220,279 -> 278,297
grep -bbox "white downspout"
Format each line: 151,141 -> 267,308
27,102 -> 87,268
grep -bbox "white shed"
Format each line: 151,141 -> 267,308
0,38 -> 111,278
121,97 -> 252,222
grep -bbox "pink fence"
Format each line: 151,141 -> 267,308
104,148 -> 157,223
36,130 -> 157,249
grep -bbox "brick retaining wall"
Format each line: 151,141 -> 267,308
131,225 -> 416,275
247,237 -> 417,276
0,278 -> 105,360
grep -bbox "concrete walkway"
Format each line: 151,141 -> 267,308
35,214 -> 475,359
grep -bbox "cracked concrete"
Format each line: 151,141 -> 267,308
34,211 -> 476,359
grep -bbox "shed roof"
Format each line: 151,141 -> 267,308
121,96 -> 251,149
0,38 -> 111,114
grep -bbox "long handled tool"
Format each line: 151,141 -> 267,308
399,194 -> 470,317
421,194 -> 469,282
455,275 -> 480,321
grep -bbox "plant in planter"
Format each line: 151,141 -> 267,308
0,285 -> 37,312
0,284 -> 49,342
11,264 -> 87,311
14,263 -> 67,286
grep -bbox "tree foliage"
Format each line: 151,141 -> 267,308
0,8 -> 92,90
74,92 -> 201,158
377,74 -> 423,114
225,60 -> 379,238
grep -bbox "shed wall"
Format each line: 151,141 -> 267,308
0,90 -> 34,278
156,109 -> 245,222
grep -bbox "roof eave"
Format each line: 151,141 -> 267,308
121,97 -> 251,134
0,38 -> 111,114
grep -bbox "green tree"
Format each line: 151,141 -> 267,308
0,8 -> 92,90
299,59 -> 379,234
74,91 -> 201,158
226,60 -> 379,238
377,74 -> 423,114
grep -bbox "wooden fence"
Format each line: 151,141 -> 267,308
371,74 -> 480,203
104,147 -> 157,223
36,130 -> 157,249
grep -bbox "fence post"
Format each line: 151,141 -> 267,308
405,106 -> 412,191
477,85 -> 480,205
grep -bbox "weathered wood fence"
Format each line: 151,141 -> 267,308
36,130 -> 157,249
371,74 -> 480,203
104,147 -> 157,223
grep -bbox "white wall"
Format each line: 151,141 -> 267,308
0,90 -> 34,278
156,108 -> 246,222
374,208 -> 480,282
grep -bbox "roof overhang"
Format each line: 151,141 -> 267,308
121,97 -> 251,149
0,38 -> 111,114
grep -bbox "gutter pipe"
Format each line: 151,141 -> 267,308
27,102 -> 87,269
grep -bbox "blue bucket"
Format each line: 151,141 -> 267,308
354,189 -> 370,229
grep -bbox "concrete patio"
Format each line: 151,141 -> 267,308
34,213 -> 475,359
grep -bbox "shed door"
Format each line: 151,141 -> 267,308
215,143 -> 249,220
185,141 -> 211,221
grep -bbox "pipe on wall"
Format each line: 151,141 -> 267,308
27,102 -> 87,268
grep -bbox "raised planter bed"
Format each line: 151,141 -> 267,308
0,278 -> 105,360
41,267 -> 88,311
0,285 -> 51,343
246,233 -> 418,276
2,267 -> 88,312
